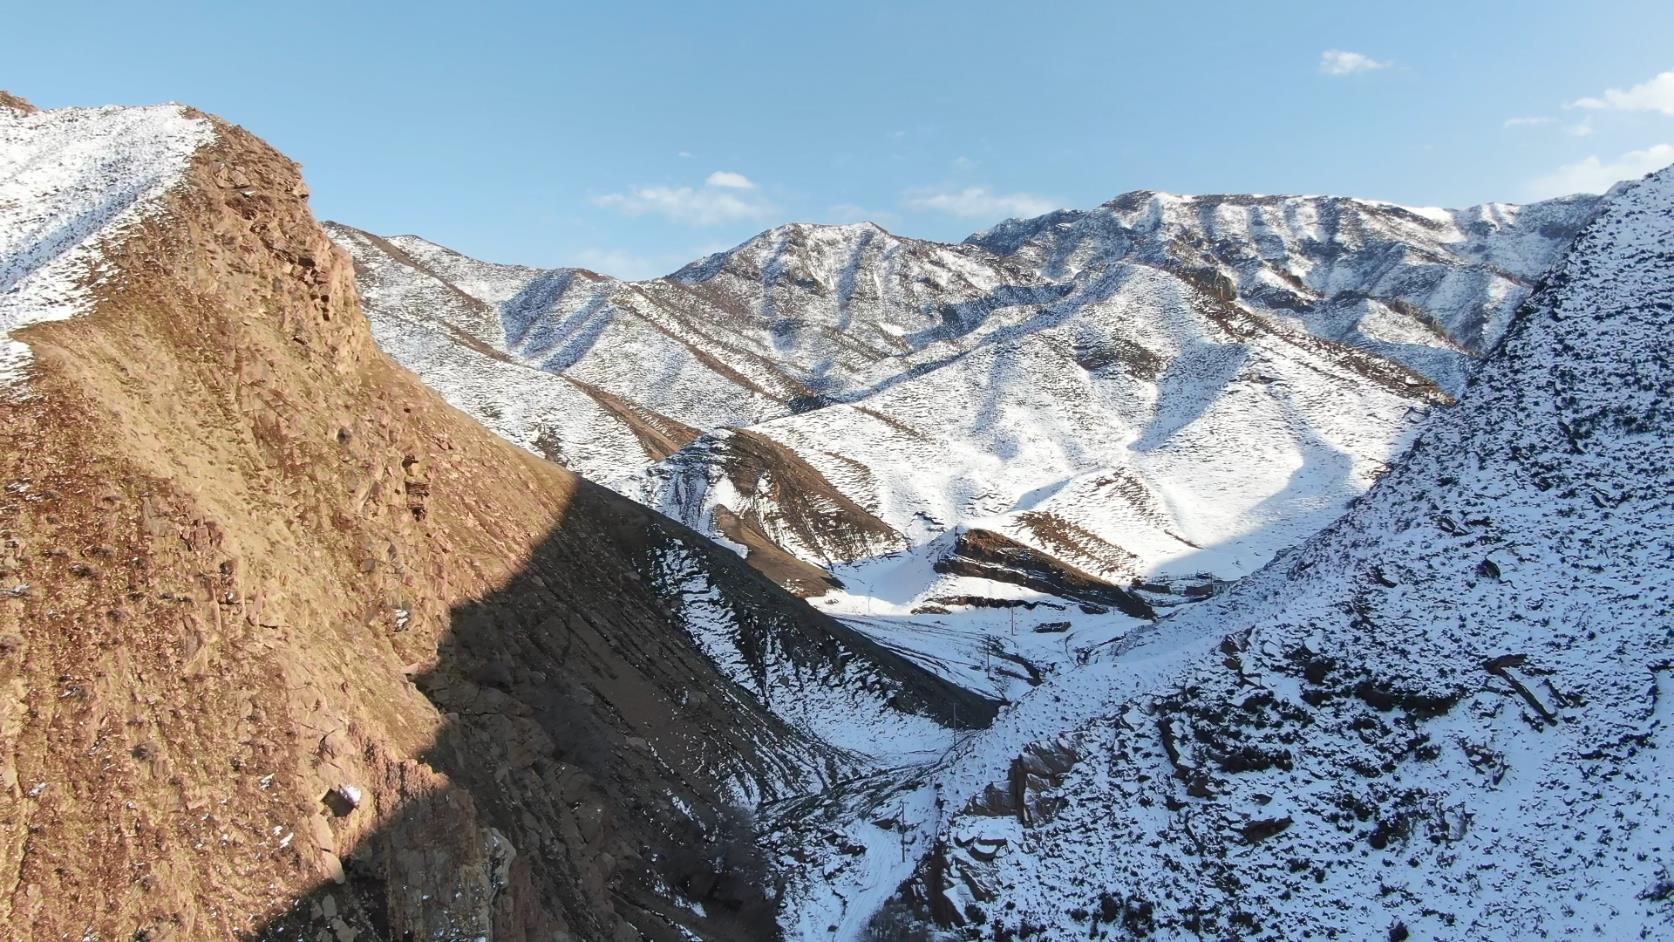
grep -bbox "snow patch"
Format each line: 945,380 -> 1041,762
0,104 -> 213,393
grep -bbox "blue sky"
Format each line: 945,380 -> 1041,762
9,1 -> 1674,278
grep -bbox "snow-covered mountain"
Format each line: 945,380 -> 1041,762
1,98 -> 212,391
777,166 -> 1674,939
331,189 -> 1595,695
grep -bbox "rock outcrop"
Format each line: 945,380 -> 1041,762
932,528 -> 1154,619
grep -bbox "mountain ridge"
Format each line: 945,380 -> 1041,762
0,96 -> 985,941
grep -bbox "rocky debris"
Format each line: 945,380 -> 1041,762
321,784 -> 362,817
1006,738 -> 1079,826
1238,815 -> 1293,843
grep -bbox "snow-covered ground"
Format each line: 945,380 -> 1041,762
775,166 -> 1674,940
0,102 -> 212,393
815,545 -> 1146,703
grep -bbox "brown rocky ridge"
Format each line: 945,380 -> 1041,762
0,97 -> 991,941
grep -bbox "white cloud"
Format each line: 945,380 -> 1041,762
594,174 -> 774,226
1525,143 -> 1674,199
903,186 -> 1059,220
1319,49 -> 1390,76
704,170 -> 757,190
952,155 -> 979,170
1570,70 -> 1674,115
1503,116 -> 1594,136
676,150 -> 694,159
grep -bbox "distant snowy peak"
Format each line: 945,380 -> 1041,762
666,219 -> 1052,397
672,220 -> 895,283
671,219 -> 1031,302
968,188 -> 1598,387
0,98 -> 213,392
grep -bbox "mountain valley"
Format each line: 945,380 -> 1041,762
0,88 -> 1668,942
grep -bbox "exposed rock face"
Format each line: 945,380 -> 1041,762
0,101 -> 988,941
932,528 -> 1154,619
650,426 -> 907,587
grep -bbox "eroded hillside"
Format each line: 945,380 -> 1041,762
0,95 -> 987,941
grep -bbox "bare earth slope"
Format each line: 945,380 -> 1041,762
0,96 -> 987,941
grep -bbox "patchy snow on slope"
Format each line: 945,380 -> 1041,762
336,186 -> 1600,743
650,540 -> 962,770
968,189 -> 1597,370
0,103 -> 212,392
714,256 -> 1435,615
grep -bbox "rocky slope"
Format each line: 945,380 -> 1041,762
0,94 -> 988,941
335,189 -> 1595,697
781,166 -> 1674,940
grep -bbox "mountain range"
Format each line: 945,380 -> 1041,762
328,186 -> 1595,700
